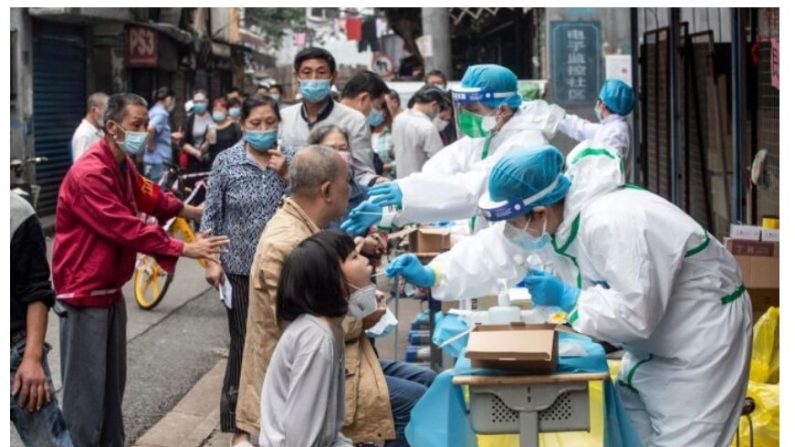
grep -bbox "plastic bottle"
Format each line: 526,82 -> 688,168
487,279 -> 522,324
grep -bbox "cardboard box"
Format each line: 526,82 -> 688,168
724,238 -> 780,290
725,239 -> 778,257
730,224 -> 762,241
761,229 -> 780,242
733,256 -> 779,289
408,228 -> 451,261
465,323 -> 558,373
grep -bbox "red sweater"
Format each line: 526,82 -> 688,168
53,139 -> 185,307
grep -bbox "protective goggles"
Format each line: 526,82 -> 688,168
451,87 -> 518,105
478,175 -> 563,222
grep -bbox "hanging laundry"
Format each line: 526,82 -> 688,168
294,31 -> 307,49
358,16 -> 380,53
346,17 -> 362,41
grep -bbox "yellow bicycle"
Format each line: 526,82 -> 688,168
133,165 -> 209,310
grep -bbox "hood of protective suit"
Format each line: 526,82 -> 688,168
500,100 -> 566,140
483,100 -> 566,160
553,140 -> 625,249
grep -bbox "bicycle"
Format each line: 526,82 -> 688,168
133,163 -> 211,310
10,156 -> 48,209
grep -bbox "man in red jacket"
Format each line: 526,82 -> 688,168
52,92 -> 229,446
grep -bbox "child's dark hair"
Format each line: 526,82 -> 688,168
277,230 -> 355,322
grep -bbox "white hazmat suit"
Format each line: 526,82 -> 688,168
427,142 -> 752,446
392,100 -> 565,229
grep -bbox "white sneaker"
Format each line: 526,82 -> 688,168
230,439 -> 255,447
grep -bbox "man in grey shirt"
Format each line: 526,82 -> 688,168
280,48 -> 386,187
392,86 -> 447,178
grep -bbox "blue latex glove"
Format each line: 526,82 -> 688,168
385,254 -> 436,288
368,182 -> 403,207
340,201 -> 382,235
523,268 -> 580,312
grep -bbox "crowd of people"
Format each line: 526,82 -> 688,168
10,39 -> 752,447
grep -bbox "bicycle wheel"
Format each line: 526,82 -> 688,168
170,217 -> 207,268
133,253 -> 174,310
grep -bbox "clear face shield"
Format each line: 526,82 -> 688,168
451,87 -> 516,139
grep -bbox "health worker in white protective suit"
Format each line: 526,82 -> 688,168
387,144 -> 753,447
558,78 -> 635,179
341,64 -> 565,235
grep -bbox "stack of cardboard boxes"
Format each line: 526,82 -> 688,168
725,224 -> 780,321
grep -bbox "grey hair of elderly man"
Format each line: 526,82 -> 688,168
288,145 -> 351,227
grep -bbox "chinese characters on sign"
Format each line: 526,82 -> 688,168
127,26 -> 157,67
551,21 -> 602,106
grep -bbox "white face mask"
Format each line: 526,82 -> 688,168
433,116 -> 449,132
503,215 -> 551,252
481,114 -> 498,132
347,283 -> 378,319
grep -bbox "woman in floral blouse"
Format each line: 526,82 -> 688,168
200,93 -> 289,447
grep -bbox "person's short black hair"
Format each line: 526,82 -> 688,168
226,87 -> 241,96
155,86 -> 174,101
104,93 -> 148,130
241,93 -> 281,122
192,88 -> 208,98
408,85 -> 450,109
269,84 -> 284,95
294,47 -> 337,73
341,71 -> 389,100
277,230 -> 355,322
425,69 -> 447,85
387,89 -> 401,107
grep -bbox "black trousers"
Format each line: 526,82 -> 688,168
220,273 -> 250,433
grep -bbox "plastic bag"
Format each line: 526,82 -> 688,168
750,307 -> 779,384
731,381 -> 779,447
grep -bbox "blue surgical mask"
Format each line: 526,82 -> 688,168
212,111 -> 226,122
245,129 -> 278,152
193,102 -> 208,114
229,107 -> 241,118
368,109 -> 385,127
504,216 -> 550,251
299,79 -> 332,103
111,122 -> 148,156
594,103 -> 602,122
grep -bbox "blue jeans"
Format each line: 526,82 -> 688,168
380,360 -> 436,447
10,338 -> 73,447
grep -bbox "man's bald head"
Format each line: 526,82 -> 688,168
290,145 -> 345,194
289,145 -> 351,225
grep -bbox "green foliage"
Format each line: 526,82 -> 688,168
244,8 -> 306,48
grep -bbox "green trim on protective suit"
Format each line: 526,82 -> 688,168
551,213 -> 583,289
469,133 -> 496,233
721,284 -> 746,305
569,147 -> 625,176
568,308 -> 579,325
684,229 -> 711,258
623,183 -> 645,190
617,354 -> 654,394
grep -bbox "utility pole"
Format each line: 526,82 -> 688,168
421,8 -> 452,79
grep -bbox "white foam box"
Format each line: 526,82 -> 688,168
730,224 -> 762,241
